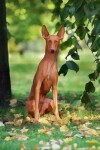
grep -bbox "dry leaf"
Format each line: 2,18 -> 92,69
39,117 -> 51,125
75,133 -> 85,138
86,139 -> 99,144
47,114 -> 56,122
14,113 -> 23,119
38,127 -> 48,134
0,121 -> 4,126
5,134 -> 28,141
64,137 -> 73,143
73,143 -> 78,148
96,127 -> 100,130
9,99 -> 17,107
60,125 -> 68,132
65,131 -> 73,137
5,121 -> 15,125
85,128 -> 99,136
80,124 -> 99,136
46,131 -> 52,135
10,108 -> 15,113
4,136 -> 14,141
25,116 -> 31,122
20,127 -> 29,133
20,144 -> 27,150
61,117 -> 69,125
16,134 -> 28,141
14,119 -> 23,126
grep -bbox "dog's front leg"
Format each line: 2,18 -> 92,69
34,83 -> 41,122
52,84 -> 61,121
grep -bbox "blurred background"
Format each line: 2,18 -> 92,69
7,0 -> 100,101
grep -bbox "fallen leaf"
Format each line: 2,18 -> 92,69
52,143 -> 60,150
14,119 -> 23,126
4,136 -> 13,141
65,131 -> 73,137
9,99 -> 17,107
25,116 -> 31,122
10,108 -> 15,113
84,128 -> 99,136
0,121 -> 4,126
64,137 -> 73,143
14,113 -> 23,119
5,121 -> 15,125
20,144 -> 27,150
38,127 -> 48,134
73,143 -> 78,148
47,114 -> 56,122
46,131 -> 52,135
4,134 -> 28,141
20,127 -> 29,133
60,125 -> 68,132
80,124 -> 99,136
39,117 -> 51,125
75,133 -> 85,138
96,127 -> 100,130
86,139 -> 99,144
62,117 -> 69,125
16,134 -> 28,141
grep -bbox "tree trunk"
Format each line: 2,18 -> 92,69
0,0 -> 12,106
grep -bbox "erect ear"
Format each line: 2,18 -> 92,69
57,27 -> 65,40
41,25 -> 49,39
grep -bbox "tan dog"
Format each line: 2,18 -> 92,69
26,25 -> 65,122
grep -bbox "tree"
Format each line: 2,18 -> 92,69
42,0 -> 100,106
0,0 -> 12,106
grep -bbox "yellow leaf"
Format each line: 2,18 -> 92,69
26,116 -> 31,122
5,121 -> 15,125
9,99 -> 17,107
10,108 -> 15,113
85,128 -> 99,136
39,117 -> 51,125
60,125 -> 68,132
14,113 -> 23,119
14,119 -> 23,126
47,114 -> 56,122
16,135 -> 28,141
46,131 -> 52,135
38,127 -> 48,134
20,127 -> 29,133
86,139 -> 99,144
84,116 -> 89,120
4,136 -> 13,141
20,144 -> 27,150
62,117 -> 69,124
65,131 -> 73,137
64,137 -> 73,143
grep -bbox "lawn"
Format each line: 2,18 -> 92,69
0,50 -> 100,150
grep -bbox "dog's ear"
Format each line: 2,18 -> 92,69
42,25 -> 49,39
57,27 -> 65,40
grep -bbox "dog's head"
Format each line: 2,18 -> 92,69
42,25 -> 65,54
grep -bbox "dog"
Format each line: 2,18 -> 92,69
26,25 -> 65,122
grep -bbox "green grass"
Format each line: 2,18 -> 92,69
0,50 -> 100,150
9,50 -> 100,101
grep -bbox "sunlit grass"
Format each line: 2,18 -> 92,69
9,49 -> 100,101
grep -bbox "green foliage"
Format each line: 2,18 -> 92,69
49,0 -> 100,107
6,0 -> 52,43
66,61 -> 79,72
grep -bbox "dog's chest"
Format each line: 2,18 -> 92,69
41,76 -> 52,94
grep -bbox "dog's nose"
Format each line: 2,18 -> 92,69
50,49 -> 55,53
